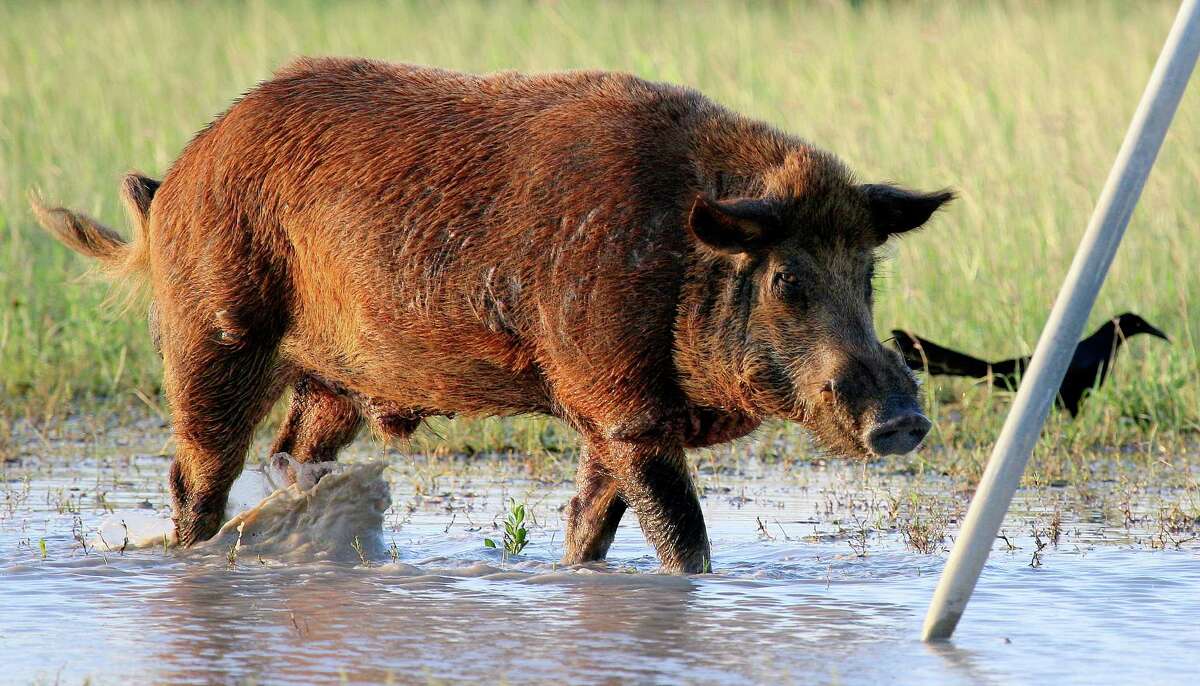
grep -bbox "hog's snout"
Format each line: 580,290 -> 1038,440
864,397 -> 930,456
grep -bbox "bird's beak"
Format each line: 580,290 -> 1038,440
1146,324 -> 1170,342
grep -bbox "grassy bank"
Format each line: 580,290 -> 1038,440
2,1 -> 1197,474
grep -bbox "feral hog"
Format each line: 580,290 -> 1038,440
33,58 -> 951,572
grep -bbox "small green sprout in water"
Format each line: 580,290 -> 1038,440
484,499 -> 529,559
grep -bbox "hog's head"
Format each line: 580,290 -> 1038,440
675,151 -> 952,458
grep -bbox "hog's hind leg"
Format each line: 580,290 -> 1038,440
162,316 -> 291,546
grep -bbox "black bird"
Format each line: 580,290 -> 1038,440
891,312 -> 1169,416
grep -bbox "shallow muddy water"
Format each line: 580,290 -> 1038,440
2,420 -> 1199,685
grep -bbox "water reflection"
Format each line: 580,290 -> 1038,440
925,641 -> 1003,686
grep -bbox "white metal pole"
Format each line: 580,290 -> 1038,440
922,0 -> 1200,642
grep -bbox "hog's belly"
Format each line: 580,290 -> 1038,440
278,328 -> 552,418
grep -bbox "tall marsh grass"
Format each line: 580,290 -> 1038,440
1,1 -> 1196,469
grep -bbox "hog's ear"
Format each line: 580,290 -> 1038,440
687,195 -> 783,254
862,184 -> 954,240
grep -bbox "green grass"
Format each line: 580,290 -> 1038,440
2,1 -> 1197,475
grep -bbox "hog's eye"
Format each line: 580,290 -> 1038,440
773,270 -> 806,305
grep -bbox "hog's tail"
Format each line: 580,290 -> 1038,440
29,173 -> 159,300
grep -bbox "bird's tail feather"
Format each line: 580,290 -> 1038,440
891,330 -> 994,378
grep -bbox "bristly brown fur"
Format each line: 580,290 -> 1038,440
32,58 -> 951,571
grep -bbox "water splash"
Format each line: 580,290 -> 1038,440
93,460 -> 390,562
203,462 -> 390,561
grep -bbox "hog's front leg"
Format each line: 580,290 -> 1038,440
561,440 -> 627,565
605,438 -> 711,574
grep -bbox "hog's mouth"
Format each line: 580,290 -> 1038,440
743,350 -> 930,459
793,401 -> 876,460
791,390 -> 931,460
